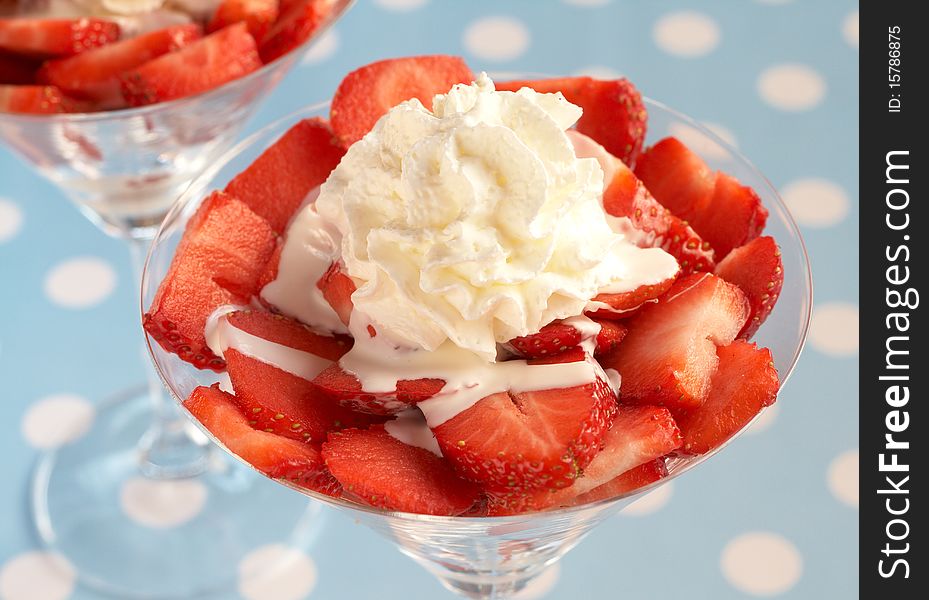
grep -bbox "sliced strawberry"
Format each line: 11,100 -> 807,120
689,172 -> 769,258
434,354 -> 618,492
0,18 -> 120,58
487,406 -> 680,515
634,137 -> 715,222
316,261 -> 355,326
209,0 -> 279,42
259,0 -> 337,64
601,155 -> 714,274
0,52 -> 40,84
714,236 -> 783,339
226,349 -> 386,443
593,319 -> 628,356
497,76 -> 647,166
226,118 -> 344,234
322,426 -> 480,516
311,364 -> 444,415
588,274 -> 679,320
570,458 -> 668,506
39,24 -> 201,107
256,242 -> 283,292
184,384 -> 340,495
329,55 -> 474,146
676,340 -> 779,454
599,273 -> 749,412
0,84 -> 74,113
227,309 -> 352,360
144,191 -> 278,371
121,22 -> 260,106
507,321 -> 582,359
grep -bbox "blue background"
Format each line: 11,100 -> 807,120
0,1 -> 858,598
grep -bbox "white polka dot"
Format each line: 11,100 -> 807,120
120,477 -> 208,528
238,545 -> 317,600
828,449 -> 858,508
667,121 -> 738,160
22,394 -> 95,449
745,403 -> 779,435
300,28 -> 338,65
721,532 -> 802,596
781,178 -> 849,228
562,0 -> 611,6
809,303 -> 859,356
653,11 -> 720,58
44,257 -> 116,309
373,0 -> 428,10
757,64 -> 826,111
0,198 -> 23,243
620,481 -> 674,516
512,564 -> 561,599
843,10 -> 858,48
0,552 -> 76,600
573,65 -> 622,79
463,17 -> 530,62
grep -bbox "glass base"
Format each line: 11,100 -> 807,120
31,386 -> 324,599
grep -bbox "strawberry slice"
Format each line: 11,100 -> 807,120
676,340 -> 779,454
487,405 -> 680,515
714,236 -> 783,339
227,309 -> 352,361
259,0 -> 338,63
497,76 -> 647,166
570,458 -> 668,507
329,55 -> 474,146
593,319 -> 628,356
144,191 -> 278,371
689,172 -> 769,259
39,24 -> 201,107
0,52 -> 40,84
120,22 -> 261,106
225,117 -> 345,234
0,18 -> 120,58
599,273 -> 749,412
209,0 -> 279,42
311,364 -> 444,415
588,274 -> 679,320
600,152 -> 715,274
256,242 -> 283,293
185,384 -> 340,495
226,349 -> 387,443
0,84 -> 74,113
322,426 -> 480,515
433,353 -> 618,492
634,137 -> 715,222
507,321 -> 583,359
316,261 -> 355,326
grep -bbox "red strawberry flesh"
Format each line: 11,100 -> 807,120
184,384 -> 340,495
329,55 -> 474,146
599,273 -> 749,412
209,0 -> 279,42
322,426 -> 480,516
714,236 -> 784,339
0,84 -> 73,113
259,0 -> 337,64
676,340 -> 779,454
311,364 -> 444,415
316,261 -> 356,327
0,18 -> 120,58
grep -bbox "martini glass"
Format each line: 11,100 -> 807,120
144,99 -> 812,599
0,3 -> 353,597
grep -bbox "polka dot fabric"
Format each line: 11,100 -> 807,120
0,1 -> 857,598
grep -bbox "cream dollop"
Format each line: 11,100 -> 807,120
316,74 -> 673,359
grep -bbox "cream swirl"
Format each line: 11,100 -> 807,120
316,73 -> 676,360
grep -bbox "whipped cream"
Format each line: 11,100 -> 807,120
316,74 -> 675,360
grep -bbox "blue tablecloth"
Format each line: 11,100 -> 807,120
0,1 -> 859,598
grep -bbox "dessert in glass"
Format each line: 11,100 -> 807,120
0,1 -> 353,597
144,56 -> 812,598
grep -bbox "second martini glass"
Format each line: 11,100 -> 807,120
143,98 -> 813,598
0,2 -> 353,597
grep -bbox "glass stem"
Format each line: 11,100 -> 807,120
127,236 -> 211,480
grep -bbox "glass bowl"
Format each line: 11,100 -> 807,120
143,98 -> 812,599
